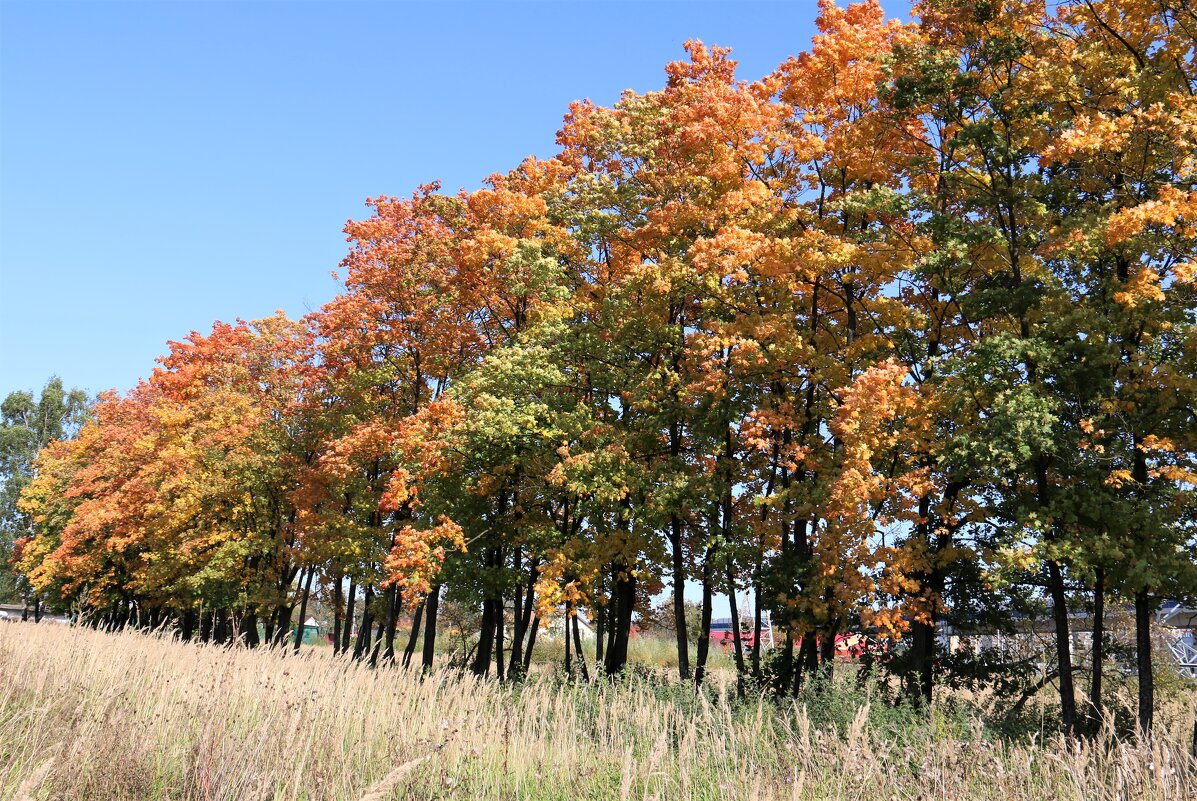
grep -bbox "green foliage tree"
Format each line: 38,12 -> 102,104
0,378 -> 90,605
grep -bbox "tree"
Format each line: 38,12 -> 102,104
0,378 -> 90,607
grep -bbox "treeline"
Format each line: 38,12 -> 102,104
14,0 -> 1197,736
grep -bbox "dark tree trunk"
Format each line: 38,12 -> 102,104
572,610 -> 589,682
292,567 -> 315,653
507,548 -> 525,678
200,610 -> 213,642
403,599 -> 425,668
474,599 -> 496,677
726,566 -> 746,697
353,585 -> 374,661
341,577 -> 357,654
473,548 -> 499,677
369,613 -> 386,667
791,517 -> 816,696
1136,586 -> 1154,736
780,632 -> 794,696
669,514 -> 691,680
1089,567 -> 1105,733
332,573 -> 343,655
272,605 -> 290,648
796,635 -> 818,694
564,606 -> 573,676
819,618 -> 838,679
180,609 -> 197,642
605,597 -> 617,664
603,566 -> 636,676
524,614 -> 540,673
1047,558 -> 1077,736
751,579 -> 762,681
694,548 -> 713,690
910,619 -> 934,707
273,607 -> 287,645
242,611 -> 260,648
382,584 -> 400,664
214,608 -> 229,645
495,591 -> 506,681
421,584 -> 440,671
908,492 -> 935,708
508,561 -> 538,679
594,600 -> 605,669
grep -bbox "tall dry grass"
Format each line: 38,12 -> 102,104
0,622 -> 1193,800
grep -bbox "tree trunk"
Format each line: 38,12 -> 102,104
572,610 -> 589,682
200,609 -> 213,642
292,567 -> 315,653
494,592 -> 506,682
369,613 -> 386,667
272,605 -> 291,648
341,576 -> 357,654
508,561 -> 538,680
694,548 -> 713,690
1136,586 -> 1154,736
564,604 -> 573,676
332,573 -> 343,655
603,565 -> 636,676
1047,558 -> 1077,736
507,548 -> 525,678
524,614 -> 540,673
180,609 -> 197,642
242,611 -> 260,648
796,634 -> 818,695
819,618 -> 838,680
403,599 -> 425,668
353,585 -> 374,661
726,566 -> 746,697
910,619 -> 934,707
421,584 -> 440,671
780,632 -> 794,696
1089,567 -> 1105,733
473,548 -> 499,677
751,579 -> 762,681
594,600 -> 605,669
908,491 -> 935,708
382,584 -> 400,664
669,514 -> 691,680
474,598 -> 496,677
791,517 -> 816,696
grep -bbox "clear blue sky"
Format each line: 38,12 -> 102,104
1,0 -> 910,400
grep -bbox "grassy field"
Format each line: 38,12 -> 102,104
0,623 -> 1194,800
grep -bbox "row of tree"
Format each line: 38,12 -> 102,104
11,0 -> 1197,735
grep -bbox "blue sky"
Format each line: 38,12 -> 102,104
1,0 -> 910,400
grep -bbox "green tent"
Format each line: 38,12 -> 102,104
293,616 -> 322,645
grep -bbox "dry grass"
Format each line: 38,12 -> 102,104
0,623 -> 1193,800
